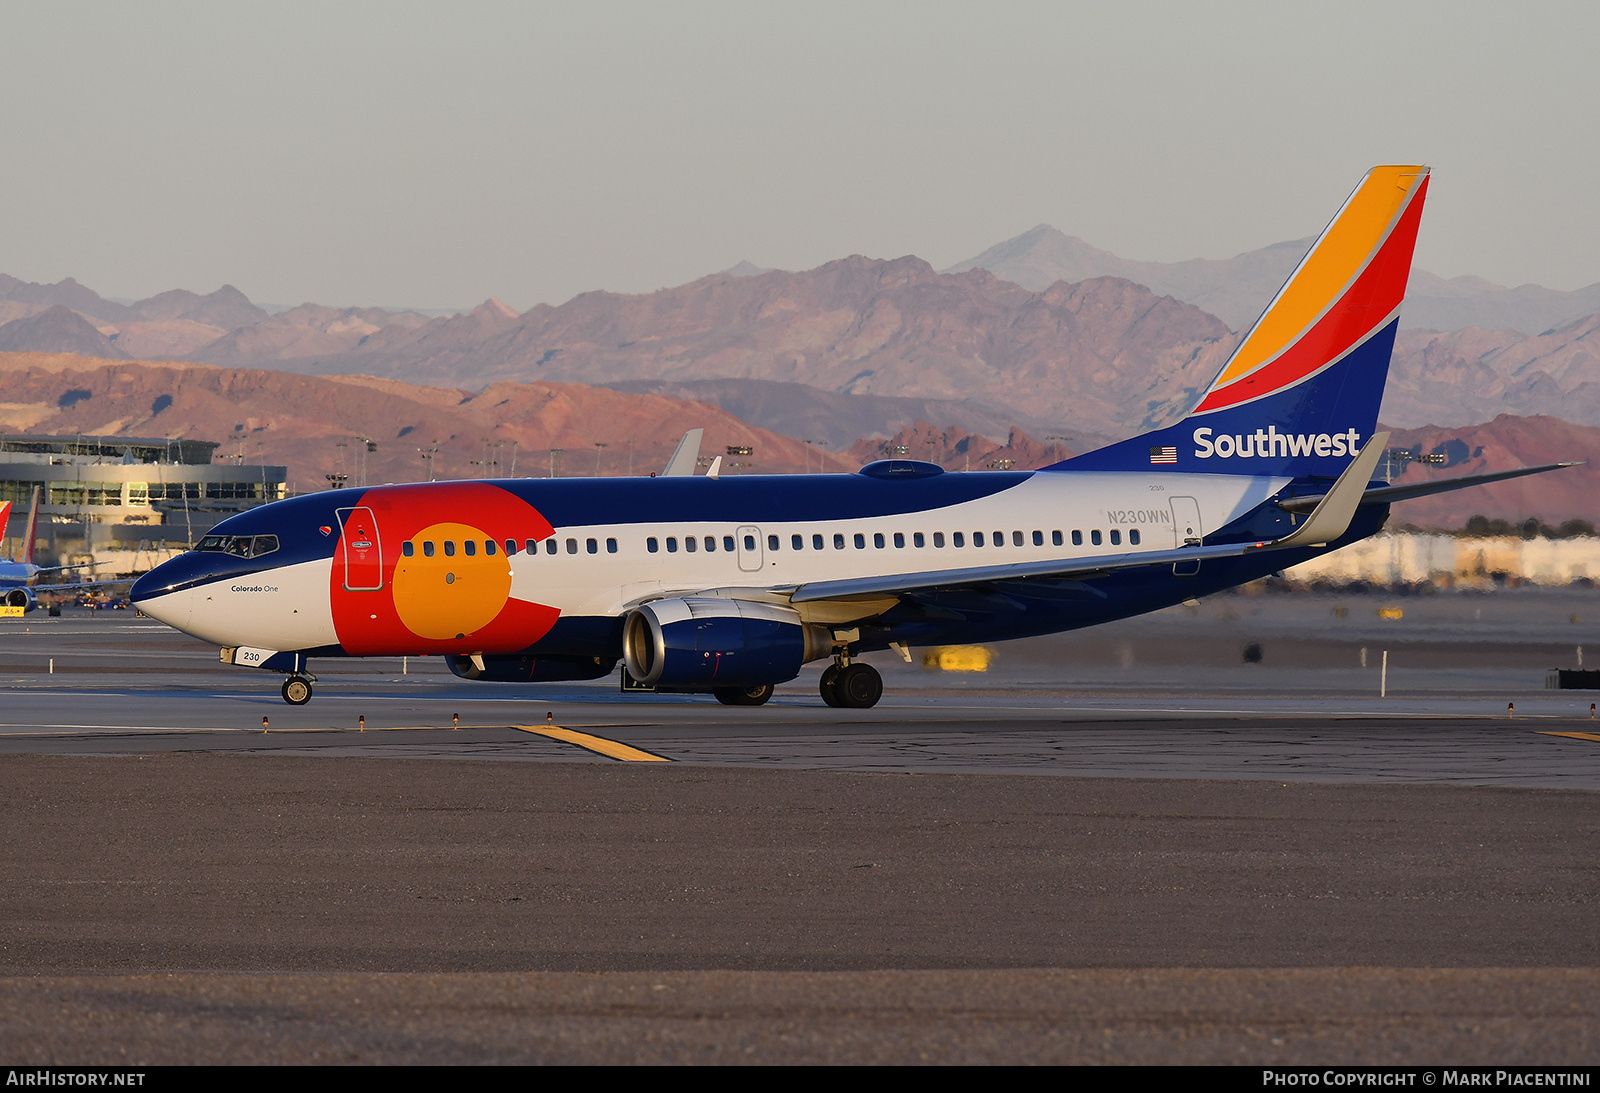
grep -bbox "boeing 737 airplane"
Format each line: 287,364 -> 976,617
130,166 -> 1571,707
0,486 -> 100,609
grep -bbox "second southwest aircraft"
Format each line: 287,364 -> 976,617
129,166 -> 1570,708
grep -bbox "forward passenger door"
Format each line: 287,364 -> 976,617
335,506 -> 384,591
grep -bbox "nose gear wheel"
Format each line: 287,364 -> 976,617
281,676 -> 313,705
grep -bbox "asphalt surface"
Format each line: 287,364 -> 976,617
1,592 -> 1597,1064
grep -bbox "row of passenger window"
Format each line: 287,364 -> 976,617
648,534 -> 756,554
400,526 -> 1143,560
401,537 -> 619,558
644,528 -> 1141,553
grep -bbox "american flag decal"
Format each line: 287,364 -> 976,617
1149,446 -> 1178,465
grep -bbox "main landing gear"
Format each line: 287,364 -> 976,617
281,675 -> 314,705
819,656 -> 882,709
714,682 -> 775,706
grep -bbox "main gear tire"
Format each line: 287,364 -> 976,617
833,663 -> 883,708
819,664 -> 844,707
714,683 -> 775,706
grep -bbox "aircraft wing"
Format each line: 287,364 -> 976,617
32,576 -> 138,595
31,561 -> 109,574
788,432 -> 1386,605
787,539 -> 1291,603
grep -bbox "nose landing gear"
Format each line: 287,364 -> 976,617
281,675 -> 314,705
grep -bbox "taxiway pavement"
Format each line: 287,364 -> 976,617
0,595 -> 1596,1063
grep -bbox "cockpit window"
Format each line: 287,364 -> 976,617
196,534 -> 279,559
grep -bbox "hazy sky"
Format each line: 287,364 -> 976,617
2,1 -> 1595,311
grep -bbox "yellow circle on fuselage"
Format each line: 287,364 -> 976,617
391,522 -> 513,640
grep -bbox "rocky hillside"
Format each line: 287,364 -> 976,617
270,257 -> 1235,436
1382,316 -> 1600,428
1380,415 -> 1600,529
7,259 -> 1600,448
0,352 -> 859,491
2,351 -> 1592,530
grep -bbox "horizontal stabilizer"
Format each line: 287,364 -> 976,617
1277,461 -> 1582,514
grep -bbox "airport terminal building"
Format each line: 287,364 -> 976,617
0,435 -> 288,572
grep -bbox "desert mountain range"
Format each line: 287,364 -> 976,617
1,349 -> 1595,530
5,240 -> 1600,444
946,225 -> 1600,335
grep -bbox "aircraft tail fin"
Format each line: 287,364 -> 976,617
20,487 -> 39,566
1057,165 -> 1430,479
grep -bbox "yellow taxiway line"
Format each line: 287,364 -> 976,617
515,725 -> 670,762
1538,731 -> 1600,743
256,716 -> 668,761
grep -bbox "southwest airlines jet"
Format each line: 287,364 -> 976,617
130,167 -> 1568,708
0,487 -> 106,608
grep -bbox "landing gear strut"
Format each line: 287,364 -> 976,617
281,675 -> 313,705
819,655 -> 882,709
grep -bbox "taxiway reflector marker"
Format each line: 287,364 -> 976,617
1538,731 -> 1600,743
516,725 -> 670,762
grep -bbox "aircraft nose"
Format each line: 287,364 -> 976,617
132,550 -> 255,630
132,556 -> 200,629
130,558 -> 184,605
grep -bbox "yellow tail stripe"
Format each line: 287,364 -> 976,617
517,724 -> 671,761
1210,165 -> 1424,389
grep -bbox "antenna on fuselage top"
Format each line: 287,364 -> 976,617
661,428 -> 703,477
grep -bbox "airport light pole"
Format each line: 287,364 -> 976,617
353,436 -> 376,486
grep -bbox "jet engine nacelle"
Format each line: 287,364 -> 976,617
445,653 -> 617,683
622,597 -> 831,690
4,588 -> 33,610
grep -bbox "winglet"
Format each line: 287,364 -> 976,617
1273,431 -> 1388,549
704,455 -> 722,479
661,429 -> 703,477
